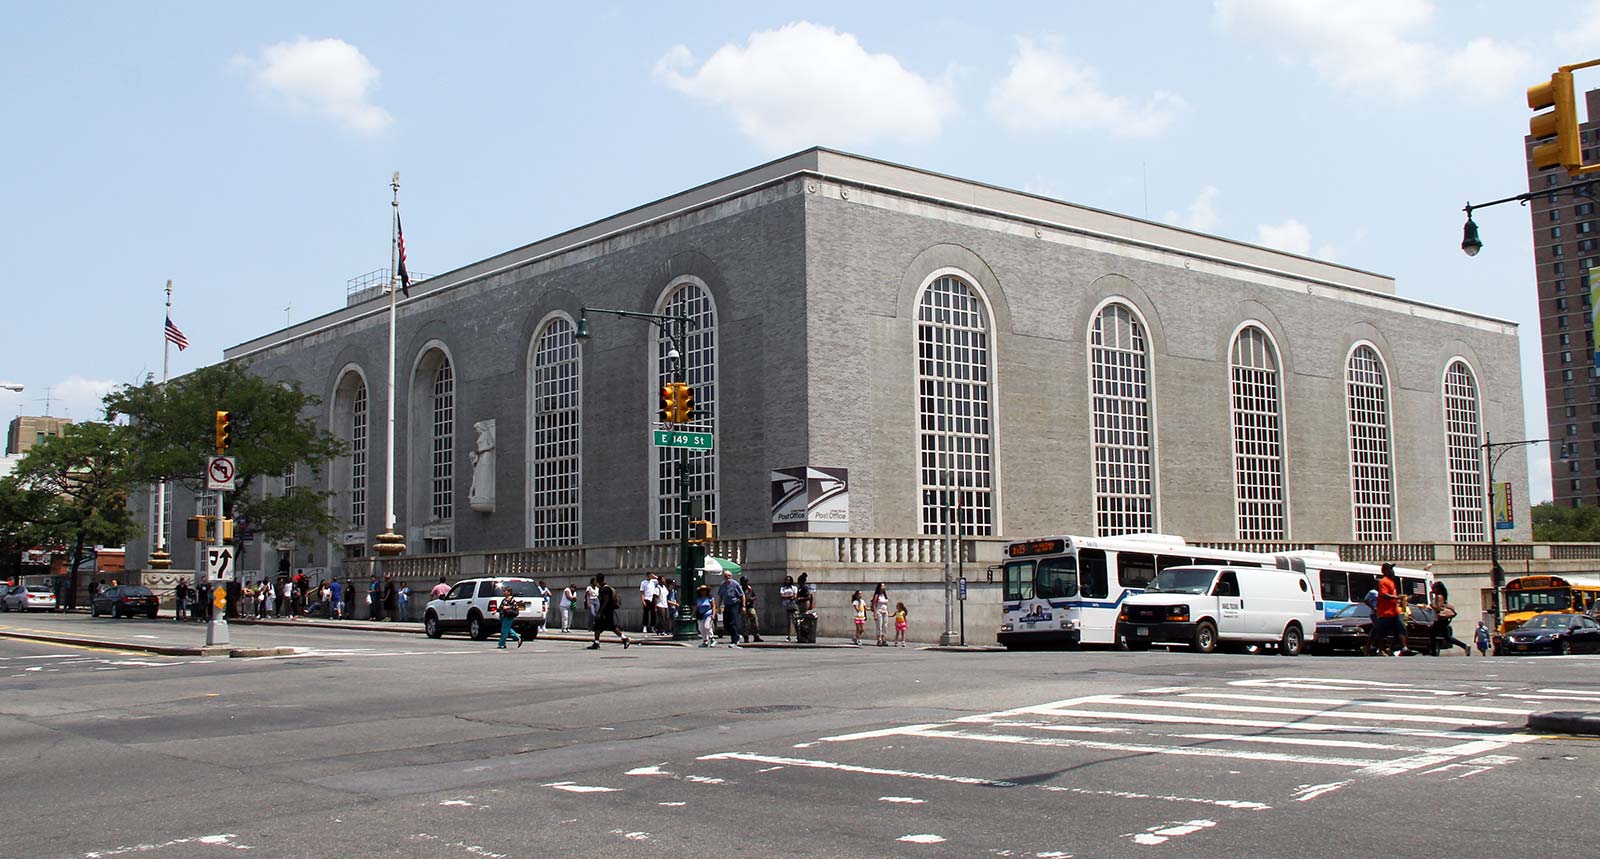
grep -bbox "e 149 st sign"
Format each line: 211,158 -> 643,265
652,430 -> 714,451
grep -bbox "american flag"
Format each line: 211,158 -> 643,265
164,316 -> 189,351
396,213 -> 411,297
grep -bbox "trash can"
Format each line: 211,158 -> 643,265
796,612 -> 817,644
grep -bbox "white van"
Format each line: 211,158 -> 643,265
1115,565 -> 1320,655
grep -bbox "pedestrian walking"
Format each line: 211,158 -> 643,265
329,578 -> 343,619
665,581 -> 680,634
174,579 -> 190,622
368,577 -> 382,621
496,585 -> 523,649
1428,582 -> 1471,656
715,570 -> 745,648
1370,564 -> 1406,656
342,578 -> 355,619
382,578 -> 397,621
695,584 -> 716,647
320,581 -> 332,618
430,576 -> 450,600
870,583 -> 890,646
585,577 -> 600,630
259,580 -> 274,619
639,573 -> 658,634
537,580 -> 553,628
654,577 -> 671,635
283,578 -> 297,619
397,582 -> 411,621
559,584 -> 576,632
587,573 -> 631,649
1475,621 -> 1492,656
739,576 -> 763,643
780,575 -> 798,641
851,590 -> 866,645
894,602 -> 908,646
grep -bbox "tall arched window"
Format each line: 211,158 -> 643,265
655,282 -> 717,540
1443,361 -> 1486,541
350,381 -> 368,529
1230,326 -> 1286,540
431,358 -> 455,525
1346,345 -> 1395,540
1090,302 -> 1155,536
917,274 -> 995,536
531,317 -> 581,545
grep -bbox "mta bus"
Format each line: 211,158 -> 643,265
998,533 -> 1432,649
1498,574 -> 1600,638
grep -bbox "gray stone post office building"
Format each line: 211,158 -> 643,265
125,148 -> 1529,590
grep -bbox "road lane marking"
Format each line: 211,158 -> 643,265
1173,733 -> 1426,752
1090,696 -> 1505,726
904,727 -> 1384,768
898,834 -> 945,844
1127,818 -> 1216,846
1011,708 -> 1523,741
1176,693 -> 1531,716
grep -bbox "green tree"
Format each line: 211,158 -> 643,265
104,361 -> 347,561
9,422 -> 141,605
0,474 -> 64,583
1532,501 -> 1600,542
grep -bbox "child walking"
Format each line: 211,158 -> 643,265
695,585 -> 716,647
851,590 -> 866,645
1474,621 -> 1491,656
894,602 -> 908,646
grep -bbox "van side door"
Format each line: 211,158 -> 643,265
1212,570 -> 1246,638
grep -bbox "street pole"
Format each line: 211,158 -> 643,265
206,487 -> 229,646
1482,431 -> 1552,643
149,280 -> 173,573
373,172 -> 406,569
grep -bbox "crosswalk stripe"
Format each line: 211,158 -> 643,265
902,727 -> 1385,768
1177,692 -> 1530,716
1173,733 -> 1427,752
1005,708 -> 1525,741
1089,696 -> 1505,726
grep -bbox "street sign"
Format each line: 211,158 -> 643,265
652,429 -> 714,451
958,577 -> 968,601
205,455 -> 238,491
206,545 -> 235,581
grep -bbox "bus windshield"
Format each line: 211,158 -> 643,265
1037,557 -> 1079,599
1145,568 -> 1217,595
1506,588 -> 1572,614
1004,561 -> 1034,601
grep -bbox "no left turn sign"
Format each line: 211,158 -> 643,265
206,455 -> 237,491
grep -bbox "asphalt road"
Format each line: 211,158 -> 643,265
1,612 -> 1596,859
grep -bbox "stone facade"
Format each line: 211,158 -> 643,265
125,148 -> 1529,584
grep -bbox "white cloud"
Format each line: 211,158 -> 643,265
654,22 -> 957,152
987,37 -> 1188,137
52,377 -> 119,422
239,37 -> 393,134
1256,219 -> 1312,254
1214,0 -> 1531,99
1165,185 -> 1220,232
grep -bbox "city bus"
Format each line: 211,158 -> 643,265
1498,574 -> 1600,638
998,533 -> 1431,649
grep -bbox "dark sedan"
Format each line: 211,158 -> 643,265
1503,613 -> 1600,655
90,585 -> 159,619
1312,603 -> 1438,655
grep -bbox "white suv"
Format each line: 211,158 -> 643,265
423,578 -> 548,641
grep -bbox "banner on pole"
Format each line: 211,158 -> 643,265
1493,481 -> 1515,530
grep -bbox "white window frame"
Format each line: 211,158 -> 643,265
431,357 -> 455,525
350,379 -> 368,530
528,312 -> 582,546
651,278 -> 719,541
1442,359 -> 1486,542
1345,343 -> 1397,541
914,270 -> 998,537
1229,323 -> 1288,540
1088,299 -> 1157,537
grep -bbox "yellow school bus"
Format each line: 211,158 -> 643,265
1499,575 -> 1600,637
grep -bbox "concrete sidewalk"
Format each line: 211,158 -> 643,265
233,615 -> 869,648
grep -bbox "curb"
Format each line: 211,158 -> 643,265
0,629 -> 206,656
1528,710 -> 1600,735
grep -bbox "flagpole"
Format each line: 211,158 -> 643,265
148,280 -> 173,571
374,172 -> 406,561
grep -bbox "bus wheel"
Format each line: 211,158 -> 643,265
1279,623 -> 1304,656
1192,621 -> 1218,654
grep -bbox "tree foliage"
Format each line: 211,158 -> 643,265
1532,501 -> 1600,543
104,361 -> 347,547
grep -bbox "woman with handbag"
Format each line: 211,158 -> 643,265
497,586 -> 523,649
1429,582 -> 1471,656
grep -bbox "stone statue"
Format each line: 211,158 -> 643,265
468,419 -> 496,513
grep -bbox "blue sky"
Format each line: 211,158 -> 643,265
3,1 -> 1595,500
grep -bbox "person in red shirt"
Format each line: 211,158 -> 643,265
1373,564 -> 1406,656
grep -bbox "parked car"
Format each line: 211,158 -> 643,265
1311,602 -> 1439,654
1502,612 -> 1600,655
423,578 -> 548,641
90,585 -> 159,619
1116,565 -> 1320,655
1,585 -> 57,612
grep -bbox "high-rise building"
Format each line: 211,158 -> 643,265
1527,88 -> 1600,507
5,415 -> 71,455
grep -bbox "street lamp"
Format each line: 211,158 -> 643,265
0,384 -> 22,392
1459,181 -> 1595,256
575,304 -> 701,640
1482,432 -> 1561,636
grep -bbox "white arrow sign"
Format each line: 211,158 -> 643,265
206,545 -> 235,581
206,456 -> 237,491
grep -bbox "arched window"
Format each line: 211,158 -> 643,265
350,381 -> 368,529
431,357 -> 455,526
531,317 -> 581,545
1443,361 -> 1485,541
917,275 -> 995,536
655,282 -> 717,540
1090,303 -> 1155,536
1230,326 -> 1286,540
1346,345 -> 1395,540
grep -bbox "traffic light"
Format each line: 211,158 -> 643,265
688,519 -> 715,543
214,410 -> 232,455
674,384 -> 694,424
186,516 -> 209,542
659,383 -> 694,423
1529,69 -> 1581,172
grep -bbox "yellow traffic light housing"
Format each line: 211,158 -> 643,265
214,410 -> 232,455
1529,70 -> 1581,172
674,384 -> 694,424
688,520 -> 715,543
186,516 -> 209,542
